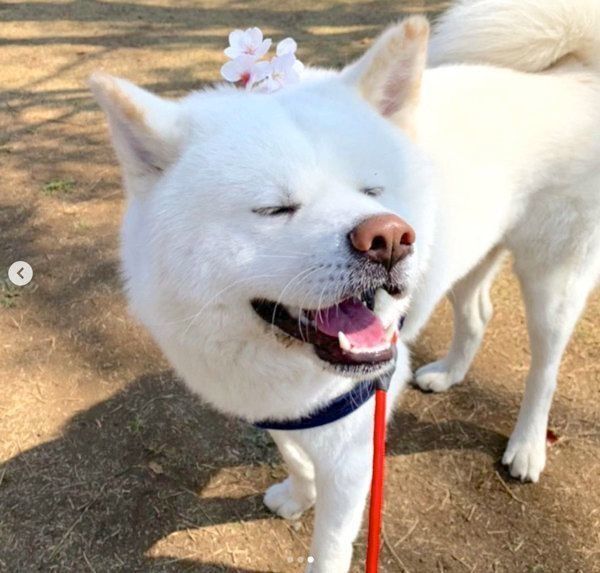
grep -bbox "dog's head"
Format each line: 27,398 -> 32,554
91,17 -> 435,418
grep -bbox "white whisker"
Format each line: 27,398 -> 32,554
181,274 -> 278,334
270,265 -> 324,337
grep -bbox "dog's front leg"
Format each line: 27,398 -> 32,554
310,443 -> 372,572
298,407 -> 374,573
265,430 -> 316,520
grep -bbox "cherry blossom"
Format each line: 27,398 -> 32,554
264,53 -> 301,92
220,55 -> 272,89
224,28 -> 272,60
220,27 -> 304,92
276,37 -> 297,56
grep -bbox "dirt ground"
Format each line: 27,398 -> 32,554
1,1 -> 599,572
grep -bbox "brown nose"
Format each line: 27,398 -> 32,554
349,214 -> 415,270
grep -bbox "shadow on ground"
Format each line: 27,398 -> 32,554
1,1 -> 450,183
0,371 -> 279,571
2,1 -> 599,571
0,367 -> 515,572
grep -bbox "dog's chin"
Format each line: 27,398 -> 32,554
251,289 -> 405,379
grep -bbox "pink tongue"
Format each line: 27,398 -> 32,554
314,298 -> 387,349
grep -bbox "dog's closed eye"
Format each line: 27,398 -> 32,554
252,204 -> 301,217
361,186 -> 384,197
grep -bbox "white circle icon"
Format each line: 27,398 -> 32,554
8,261 -> 33,286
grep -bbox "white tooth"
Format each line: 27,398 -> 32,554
373,289 -> 395,328
338,331 -> 352,351
346,343 -> 390,355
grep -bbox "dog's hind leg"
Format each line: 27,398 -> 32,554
264,430 -> 316,520
416,246 -> 506,392
503,253 -> 600,482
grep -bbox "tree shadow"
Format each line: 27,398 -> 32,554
5,1 -> 598,571
1,0 -> 451,182
0,370 -> 286,571
0,367 -> 519,572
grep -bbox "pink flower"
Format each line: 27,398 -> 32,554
264,53 -> 302,92
221,55 -> 272,89
276,38 -> 304,76
276,37 -> 297,56
224,28 -> 272,60
221,27 -> 304,93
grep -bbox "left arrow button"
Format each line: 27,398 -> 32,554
8,261 -> 33,287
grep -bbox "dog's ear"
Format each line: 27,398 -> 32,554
89,72 -> 184,195
342,16 -> 429,128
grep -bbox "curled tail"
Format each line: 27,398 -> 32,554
429,0 -> 600,73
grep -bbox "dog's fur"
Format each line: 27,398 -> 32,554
91,1 -> 600,570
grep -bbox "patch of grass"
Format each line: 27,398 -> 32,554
128,415 -> 144,435
0,135 -> 11,155
0,280 -> 20,308
73,219 -> 91,233
42,178 -> 75,196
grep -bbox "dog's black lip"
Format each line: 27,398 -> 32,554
251,298 -> 396,368
386,285 -> 403,297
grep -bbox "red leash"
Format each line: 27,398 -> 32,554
366,387 -> 388,572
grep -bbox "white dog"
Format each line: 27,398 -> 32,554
411,0 -> 600,485
90,0 -> 600,570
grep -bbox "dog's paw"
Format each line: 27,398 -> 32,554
264,478 -> 315,520
502,433 -> 546,483
415,360 -> 460,393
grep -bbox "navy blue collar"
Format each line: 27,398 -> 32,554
254,379 -> 376,431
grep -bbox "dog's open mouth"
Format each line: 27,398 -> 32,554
252,288 -> 404,373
